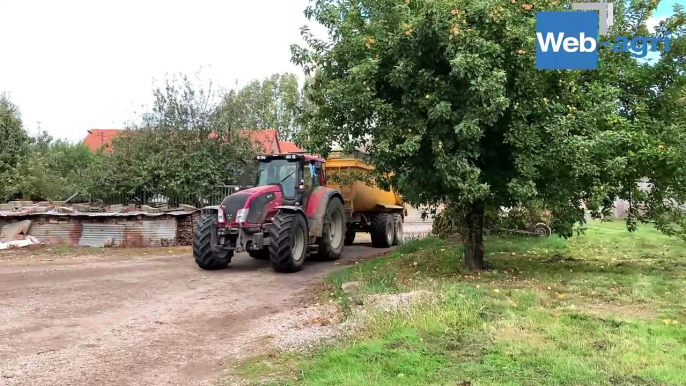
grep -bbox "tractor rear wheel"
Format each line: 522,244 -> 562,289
193,214 -> 233,270
268,211 -> 308,273
344,230 -> 356,246
316,198 -> 346,261
248,249 -> 270,260
370,213 -> 394,248
392,213 -> 404,246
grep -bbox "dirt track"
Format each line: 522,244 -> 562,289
0,224 -> 430,386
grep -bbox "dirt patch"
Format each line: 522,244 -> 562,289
577,301 -> 658,319
544,253 -> 581,263
493,320 -> 546,344
0,245 -> 191,265
0,243 -> 397,386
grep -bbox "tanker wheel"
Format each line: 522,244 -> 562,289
391,213 -> 404,246
370,213 -> 394,248
193,214 -> 233,270
344,230 -> 356,246
248,248 -> 270,260
268,211 -> 308,273
316,198 -> 346,261
531,223 -> 552,238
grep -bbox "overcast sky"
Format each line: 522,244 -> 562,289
0,0 -> 678,143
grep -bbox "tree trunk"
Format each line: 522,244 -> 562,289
464,200 -> 485,270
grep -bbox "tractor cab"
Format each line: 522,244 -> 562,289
253,153 -> 326,206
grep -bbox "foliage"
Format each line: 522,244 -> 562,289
499,202 -> 552,231
0,93 -> 30,200
235,222 -> 686,385
1,95 -> 90,201
214,73 -> 307,141
81,73 -> 257,200
43,139 -> 94,191
292,0 -> 686,269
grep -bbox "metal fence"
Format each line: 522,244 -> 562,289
68,186 -> 238,208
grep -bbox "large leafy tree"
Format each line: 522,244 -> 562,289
292,0 -> 686,269
0,93 -> 30,201
215,73 -> 306,141
0,95 -> 68,201
82,74 -> 256,201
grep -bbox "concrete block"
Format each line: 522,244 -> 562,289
58,207 -> 74,214
33,206 -> 48,213
0,204 -> 14,211
141,205 -> 160,214
180,204 -> 197,212
109,204 -> 125,212
74,204 -> 90,212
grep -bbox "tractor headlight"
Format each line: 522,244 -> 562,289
217,207 -> 226,224
236,208 -> 249,223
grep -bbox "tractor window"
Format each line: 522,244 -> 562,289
303,162 -> 321,189
255,159 -> 299,198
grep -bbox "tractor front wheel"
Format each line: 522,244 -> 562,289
268,211 -> 308,273
316,198 -> 346,261
193,214 -> 233,270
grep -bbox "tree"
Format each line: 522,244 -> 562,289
82,73 -> 256,202
0,98 -> 87,201
214,73 -> 307,141
292,0 -> 686,269
0,93 -> 31,200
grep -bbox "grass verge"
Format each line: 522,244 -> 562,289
234,220 -> 686,386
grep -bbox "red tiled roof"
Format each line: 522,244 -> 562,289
279,141 -> 304,153
86,128 -> 284,154
237,129 -> 279,153
209,129 -> 280,153
82,129 -> 122,151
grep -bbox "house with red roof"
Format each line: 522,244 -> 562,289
82,129 -> 123,152
83,128 -> 306,154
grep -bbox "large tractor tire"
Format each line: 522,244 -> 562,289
316,198 -> 346,261
249,249 -> 270,260
370,213 -> 394,248
193,214 -> 233,270
344,230 -> 356,246
268,211 -> 308,273
392,213 -> 404,246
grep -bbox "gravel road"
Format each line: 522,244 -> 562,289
0,224 -> 431,386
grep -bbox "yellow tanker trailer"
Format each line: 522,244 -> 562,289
324,149 -> 407,248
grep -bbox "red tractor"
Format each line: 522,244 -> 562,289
193,153 -> 347,273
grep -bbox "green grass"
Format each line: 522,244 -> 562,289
234,220 -> 686,386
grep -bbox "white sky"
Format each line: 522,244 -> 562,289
0,0 -> 326,142
0,1 -> 674,143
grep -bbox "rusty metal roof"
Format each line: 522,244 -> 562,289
0,210 -> 194,218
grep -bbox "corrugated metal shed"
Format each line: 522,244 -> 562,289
20,222 -> 81,245
0,211 -> 192,247
0,210 -> 191,218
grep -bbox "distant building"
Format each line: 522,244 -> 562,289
83,128 -> 305,154
82,129 -> 123,152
